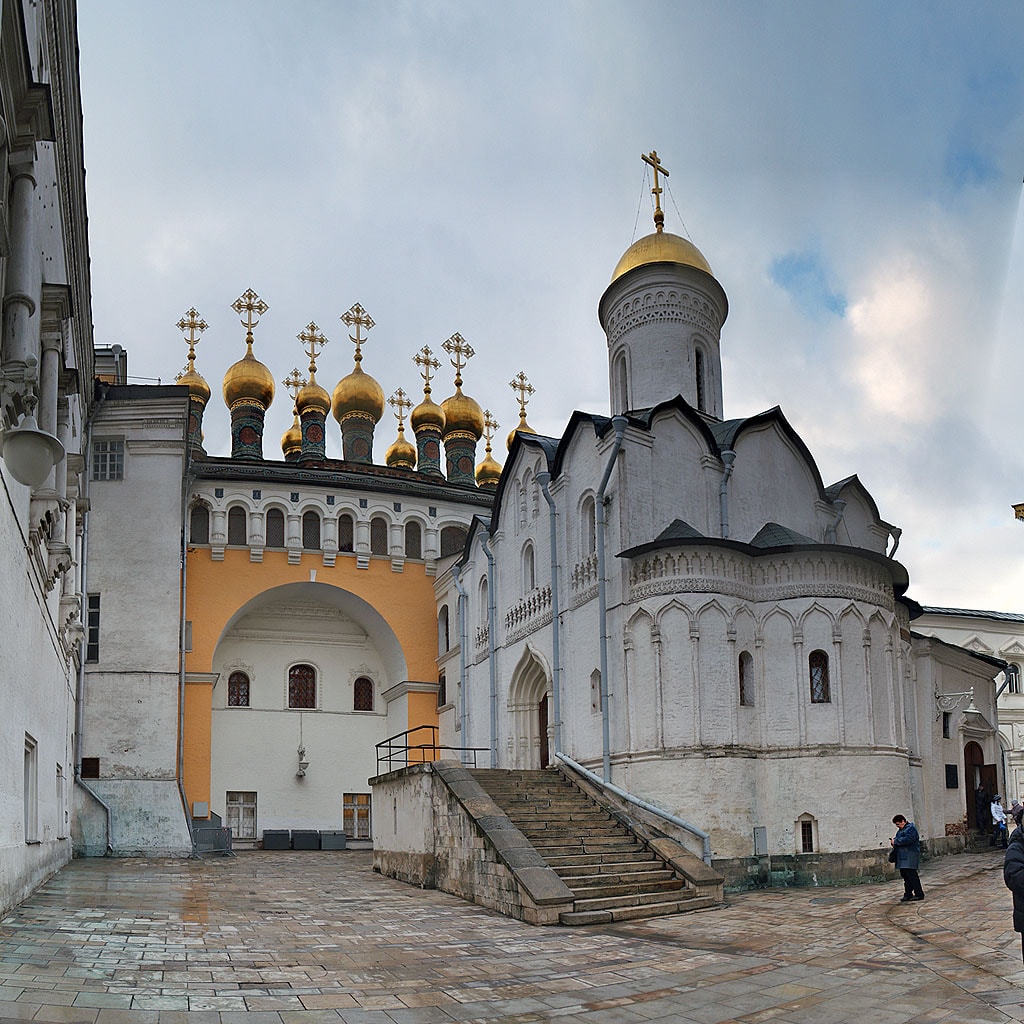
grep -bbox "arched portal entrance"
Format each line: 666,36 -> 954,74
964,740 -> 995,834
508,646 -> 552,769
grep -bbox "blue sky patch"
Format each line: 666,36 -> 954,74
770,250 -> 847,320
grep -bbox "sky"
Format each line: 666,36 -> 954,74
75,1 -> 1024,611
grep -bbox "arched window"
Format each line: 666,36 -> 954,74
227,671 -> 250,707
591,669 -> 602,712
438,605 -> 450,654
405,520 -> 422,559
738,651 -> 754,706
265,508 -> 285,548
809,650 -> 830,703
288,663 -> 316,709
227,506 -> 247,545
695,346 -> 707,413
523,543 -> 536,592
615,352 -> 629,412
581,495 -> 596,556
1009,663 -> 1022,695
353,676 -> 374,712
302,510 -> 321,550
479,576 -> 489,626
370,516 -> 388,555
189,504 -> 210,544
339,513 -> 354,552
440,525 -> 467,558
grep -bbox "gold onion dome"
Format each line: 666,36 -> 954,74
281,413 -> 303,457
411,393 -> 445,432
385,425 -> 417,468
296,371 -> 331,416
177,365 -> 211,405
332,364 -> 385,423
507,414 -> 536,451
223,342 -> 275,409
610,231 -> 712,283
441,387 -> 485,438
476,450 -> 502,487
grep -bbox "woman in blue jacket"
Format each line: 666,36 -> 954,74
890,814 -> 924,902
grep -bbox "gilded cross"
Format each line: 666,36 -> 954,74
232,288 -> 269,341
641,150 -> 669,232
341,302 -> 375,364
297,321 -> 328,375
413,346 -> 441,395
388,388 -> 412,428
174,362 -> 190,383
509,370 -> 535,417
176,307 -> 208,360
442,332 -> 474,388
482,409 -> 499,449
283,367 -> 306,405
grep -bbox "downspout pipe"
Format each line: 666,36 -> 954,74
481,531 -> 498,767
997,663 -> 1020,700
824,499 -> 846,544
538,472 -> 561,758
452,564 -> 469,760
718,449 -> 736,539
177,436 -> 198,856
597,416 -> 628,781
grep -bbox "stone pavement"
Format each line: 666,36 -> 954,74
2,849 -> 1024,1024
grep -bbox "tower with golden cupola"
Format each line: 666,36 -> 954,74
295,322 -> 331,462
598,150 -> 728,419
475,409 -> 502,490
222,288 -> 276,459
174,307 -> 211,455
280,368 -> 305,463
332,302 -> 384,465
506,370 -> 537,450
385,389 -> 417,470
410,345 -> 446,477
440,333 -> 484,486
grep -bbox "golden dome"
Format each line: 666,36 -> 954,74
281,413 -> 302,458
177,366 -> 211,405
223,341 -> 275,409
476,450 -> 502,488
411,394 -> 446,432
332,364 -> 385,423
296,370 -> 331,416
441,387 -> 485,439
385,425 -> 417,469
506,413 -> 536,451
611,230 -> 712,283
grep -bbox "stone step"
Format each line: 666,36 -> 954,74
542,851 -> 658,867
529,835 -> 639,850
567,877 -> 687,900
557,867 -> 676,888
560,893 -> 720,926
569,883 -> 688,911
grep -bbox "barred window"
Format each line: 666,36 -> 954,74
86,594 -> 100,663
228,671 -> 250,707
370,516 -> 388,555
343,793 -> 371,838
809,650 -> 831,703
353,676 -> 374,712
437,674 -> 446,708
189,505 -> 210,544
227,506 -> 247,545
266,508 -> 285,548
302,510 -> 321,550
405,520 -> 422,559
92,439 -> 124,481
339,513 -> 354,552
288,663 -> 316,709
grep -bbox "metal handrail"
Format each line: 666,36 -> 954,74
376,725 -> 488,775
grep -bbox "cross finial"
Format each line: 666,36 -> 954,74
283,367 -> 306,406
340,302 -> 375,366
509,370 -> 535,417
641,150 -> 670,233
232,288 -> 269,344
176,307 -> 208,363
482,409 -> 499,453
297,322 -> 329,378
413,345 -> 441,395
174,362 -> 190,383
389,388 -> 413,429
442,332 -> 474,388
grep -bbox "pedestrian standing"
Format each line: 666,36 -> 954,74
1004,805 -> 1024,962
991,795 -> 1009,848
890,814 -> 924,902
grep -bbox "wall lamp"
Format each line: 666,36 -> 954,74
0,359 -> 64,489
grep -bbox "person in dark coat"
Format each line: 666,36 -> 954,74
976,785 -> 990,834
1004,805 -> 1024,962
890,814 -> 924,902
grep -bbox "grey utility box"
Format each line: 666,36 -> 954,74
262,830 -> 290,850
292,829 -> 321,850
320,831 -> 347,850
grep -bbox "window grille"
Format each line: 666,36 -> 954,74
370,516 -> 388,555
302,510 -> 321,550
189,505 -> 210,544
228,671 -> 250,707
288,664 -> 316,709
437,674 -> 446,708
353,676 -> 374,712
800,819 -> 814,853
266,508 -> 285,547
343,793 -> 371,838
91,439 -> 124,480
809,650 -> 830,703
86,594 -> 100,663
405,521 -> 422,559
227,506 -> 247,545
226,791 -> 257,840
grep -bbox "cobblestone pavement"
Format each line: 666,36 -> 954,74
2,849 -> 1024,1023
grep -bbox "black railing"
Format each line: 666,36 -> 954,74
376,725 -> 488,775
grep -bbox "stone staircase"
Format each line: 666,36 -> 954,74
470,767 -> 719,925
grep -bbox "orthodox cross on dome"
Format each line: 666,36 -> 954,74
641,149 -> 669,233
297,321 -> 329,376
482,409 -> 499,453
173,362 -> 190,383
388,388 -> 412,429
509,370 -> 535,417
341,302 -> 375,366
413,345 -> 441,395
232,288 -> 269,343
176,307 -> 208,362
283,367 -> 306,407
442,332 -> 474,388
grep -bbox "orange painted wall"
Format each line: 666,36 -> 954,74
183,681 -> 214,812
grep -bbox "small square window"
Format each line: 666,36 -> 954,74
81,757 -> 100,779
91,439 -> 124,481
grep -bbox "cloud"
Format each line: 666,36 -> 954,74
769,249 -> 847,320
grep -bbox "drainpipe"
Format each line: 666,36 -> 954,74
538,472 -> 561,758
597,416 -> 628,781
481,531 -> 498,767
718,449 -> 736,539
177,436 -> 198,856
825,499 -> 846,544
452,564 -> 469,760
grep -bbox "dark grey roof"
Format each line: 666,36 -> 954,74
750,522 -> 818,547
653,519 -> 707,543
920,606 -> 1024,624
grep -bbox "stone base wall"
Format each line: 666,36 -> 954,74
0,839 -> 71,919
